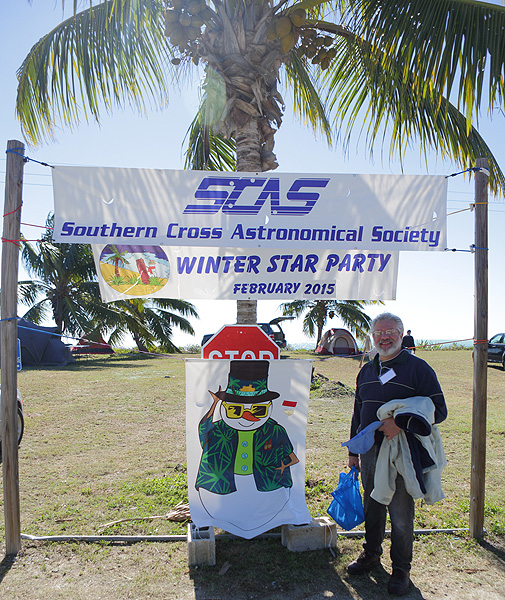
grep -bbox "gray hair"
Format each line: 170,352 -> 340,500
371,312 -> 404,336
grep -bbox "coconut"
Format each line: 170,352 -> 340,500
190,16 -> 204,29
280,31 -> 296,53
164,21 -> 178,37
266,21 -> 278,41
186,25 -> 200,40
275,16 -> 292,38
164,9 -> 179,24
188,0 -> 203,14
169,29 -> 182,46
289,8 -> 306,28
179,13 -> 192,27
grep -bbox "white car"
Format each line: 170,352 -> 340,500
0,387 -> 24,461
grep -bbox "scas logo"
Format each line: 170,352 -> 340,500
183,176 -> 330,216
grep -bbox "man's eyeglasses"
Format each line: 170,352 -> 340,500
372,329 -> 399,339
221,401 -> 272,419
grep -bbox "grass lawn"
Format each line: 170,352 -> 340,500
1,349 -> 504,599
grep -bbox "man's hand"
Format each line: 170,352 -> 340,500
348,455 -> 360,470
379,417 -> 402,440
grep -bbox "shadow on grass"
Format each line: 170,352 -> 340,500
479,536 -> 505,571
20,352 -> 186,371
0,554 -> 17,585
188,537 -> 427,600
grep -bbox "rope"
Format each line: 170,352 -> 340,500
3,204 -> 23,217
1,237 -> 22,247
446,166 -> 490,178
21,222 -> 54,230
5,148 -> 54,168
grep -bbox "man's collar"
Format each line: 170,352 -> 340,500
372,349 -> 409,372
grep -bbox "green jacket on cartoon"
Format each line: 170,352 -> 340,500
196,416 -> 295,494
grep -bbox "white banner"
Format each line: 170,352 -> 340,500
186,359 -> 312,539
92,244 -> 398,301
54,167 -> 447,251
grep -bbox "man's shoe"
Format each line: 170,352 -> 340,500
388,568 -> 410,596
347,551 -> 381,574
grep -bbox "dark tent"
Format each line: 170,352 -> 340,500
15,319 -> 75,367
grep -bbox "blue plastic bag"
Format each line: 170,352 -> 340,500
327,466 -> 365,530
341,421 -> 382,454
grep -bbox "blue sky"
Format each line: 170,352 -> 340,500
2,1 -> 505,348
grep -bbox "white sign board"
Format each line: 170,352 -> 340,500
92,244 -> 399,301
186,359 -> 312,539
54,168 -> 447,251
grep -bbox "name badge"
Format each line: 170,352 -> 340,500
379,368 -> 396,384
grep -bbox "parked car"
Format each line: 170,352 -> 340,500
487,333 -> 505,369
0,386 -> 24,461
201,317 -> 295,349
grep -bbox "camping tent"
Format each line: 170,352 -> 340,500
14,319 -> 75,367
315,328 -> 359,356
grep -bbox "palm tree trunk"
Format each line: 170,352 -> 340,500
132,332 -> 149,354
235,118 -> 262,324
236,300 -> 257,324
235,118 -> 262,173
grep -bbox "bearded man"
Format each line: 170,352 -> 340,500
347,313 -> 447,596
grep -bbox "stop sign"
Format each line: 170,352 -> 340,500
202,325 -> 280,360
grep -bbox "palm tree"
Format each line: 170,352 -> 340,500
19,215 -> 198,352
103,245 -> 129,278
16,1 -> 505,322
105,297 -> 198,353
280,298 -> 375,348
19,216 -> 102,335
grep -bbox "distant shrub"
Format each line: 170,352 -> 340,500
181,344 -> 201,354
417,340 -> 471,351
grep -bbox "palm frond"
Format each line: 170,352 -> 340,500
284,50 -> 333,145
346,0 -> 505,120
20,301 -> 52,325
16,0 -> 174,146
184,114 -> 236,171
184,68 -> 236,171
324,31 -> 505,195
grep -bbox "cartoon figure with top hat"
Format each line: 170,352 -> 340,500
195,360 -> 301,534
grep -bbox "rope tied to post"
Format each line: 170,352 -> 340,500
5,148 -> 54,168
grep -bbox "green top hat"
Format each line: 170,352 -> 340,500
215,360 -> 280,403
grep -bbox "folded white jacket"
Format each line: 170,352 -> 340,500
371,396 -> 447,505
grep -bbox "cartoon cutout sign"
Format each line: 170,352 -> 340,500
98,244 -> 169,296
187,359 -> 311,539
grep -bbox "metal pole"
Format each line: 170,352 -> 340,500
1,140 -> 24,555
469,158 -> 488,538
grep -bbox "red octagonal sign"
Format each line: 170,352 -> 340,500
202,325 -> 280,360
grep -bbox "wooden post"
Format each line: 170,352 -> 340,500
1,140 -> 24,555
469,158 -> 488,539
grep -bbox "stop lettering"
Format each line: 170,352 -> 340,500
202,325 -> 280,360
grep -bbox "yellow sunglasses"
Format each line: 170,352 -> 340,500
221,400 -> 272,419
